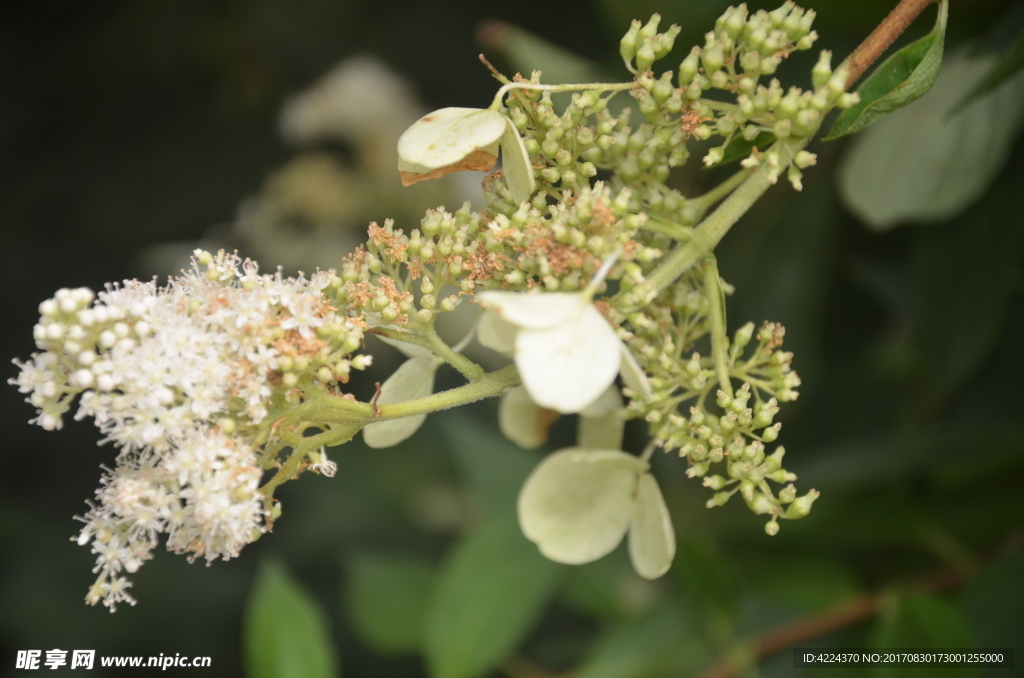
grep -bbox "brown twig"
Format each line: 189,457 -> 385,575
844,0 -> 938,89
371,381 -> 382,416
479,53 -> 508,82
696,562 -> 979,678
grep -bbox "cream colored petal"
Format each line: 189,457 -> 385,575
376,334 -> 434,359
518,448 -> 646,565
397,107 -> 506,171
363,355 -> 441,448
398,141 -> 498,186
476,291 -> 581,330
628,473 -> 676,579
579,384 -> 624,418
501,116 -> 536,205
578,386 -> 625,450
476,309 -> 518,355
498,386 -> 558,449
619,345 -> 652,398
515,305 -> 621,414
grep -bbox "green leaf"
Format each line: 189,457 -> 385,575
243,559 -> 339,678
955,25 -> 1024,109
578,604 -> 710,678
826,0 -> 948,140
344,552 -> 435,654
869,593 -> 975,678
423,511 -> 563,678
837,48 -> 1024,229
718,131 -> 774,166
962,550 -> 1024,650
439,411 -> 542,519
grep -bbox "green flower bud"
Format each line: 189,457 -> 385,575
827,71 -> 847,97
740,50 -> 761,73
760,54 -> 782,75
837,92 -> 860,108
637,91 -> 658,115
783,8 -> 805,39
702,44 -> 725,74
653,72 -> 675,102
773,118 -> 792,139
703,146 -> 724,167
703,474 -> 730,490
765,519 -> 780,536
747,26 -> 767,52
724,6 -> 747,39
747,492 -> 774,515
541,167 -> 561,183
777,88 -> 800,119
794,151 -> 817,169
635,43 -> 656,73
796,31 -> 818,51
769,2 -> 794,28
619,155 -> 640,182
785,489 -> 819,519
653,25 -> 681,59
707,490 -> 732,507
620,20 -> 642,68
778,483 -> 797,503
687,461 -> 710,478
678,47 -> 700,86
812,50 -> 833,88
639,13 -> 661,40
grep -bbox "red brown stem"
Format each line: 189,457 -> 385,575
697,562 -> 978,678
845,0 -> 938,89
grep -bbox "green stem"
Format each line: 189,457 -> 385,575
424,325 -> 484,380
378,364 -> 518,421
295,364 -> 520,428
646,140 -> 807,295
369,326 -> 434,353
641,214 -> 694,240
691,168 -> 753,216
703,255 -> 733,400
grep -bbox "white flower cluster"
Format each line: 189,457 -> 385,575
77,429 -> 264,611
10,250 -> 368,609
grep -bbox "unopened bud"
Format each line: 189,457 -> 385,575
785,488 -> 819,519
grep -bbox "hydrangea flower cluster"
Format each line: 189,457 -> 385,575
12,251 -> 368,609
12,2 -> 845,606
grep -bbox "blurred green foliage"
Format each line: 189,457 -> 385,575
2,0 -> 1023,677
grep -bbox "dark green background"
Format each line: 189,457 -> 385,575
2,0 -> 1021,676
